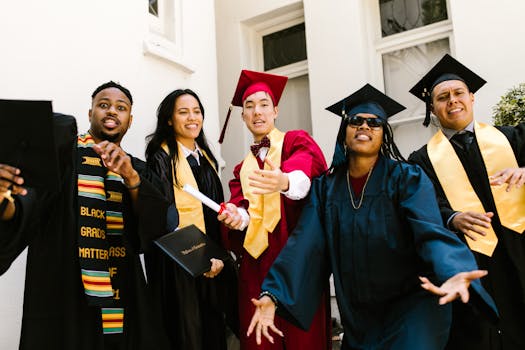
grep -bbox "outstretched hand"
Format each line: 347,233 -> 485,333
248,158 -> 289,195
419,270 -> 488,305
247,296 -> 283,345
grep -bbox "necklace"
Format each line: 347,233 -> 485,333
346,167 -> 373,210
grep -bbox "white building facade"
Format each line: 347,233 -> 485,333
1,0 -> 524,348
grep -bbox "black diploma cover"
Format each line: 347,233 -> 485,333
154,224 -> 231,277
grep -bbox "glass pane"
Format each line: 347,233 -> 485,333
263,23 -> 307,71
382,38 -> 450,120
275,75 -> 312,134
149,0 -> 158,16
379,0 -> 448,37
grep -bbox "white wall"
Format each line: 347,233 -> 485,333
449,0 -> 525,124
0,0 -> 219,347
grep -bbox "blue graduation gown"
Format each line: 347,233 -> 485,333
263,155 -> 497,350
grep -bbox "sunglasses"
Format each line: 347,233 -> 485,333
347,115 -> 384,129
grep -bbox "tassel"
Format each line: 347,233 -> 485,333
218,105 -> 233,144
423,89 -> 431,127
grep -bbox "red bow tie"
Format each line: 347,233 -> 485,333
250,136 -> 271,157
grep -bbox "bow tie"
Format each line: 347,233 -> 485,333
250,136 -> 271,157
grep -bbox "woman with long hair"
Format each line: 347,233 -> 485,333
145,89 -> 238,350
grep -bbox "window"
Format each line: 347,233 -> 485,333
379,0 -> 448,37
149,0 -> 159,16
374,0 -> 452,122
263,23 -> 307,71
240,3 -> 312,133
143,0 -> 194,73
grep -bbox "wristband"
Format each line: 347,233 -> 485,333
259,291 -> 278,308
124,179 -> 141,190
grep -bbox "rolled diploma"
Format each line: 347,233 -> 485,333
183,184 -> 222,213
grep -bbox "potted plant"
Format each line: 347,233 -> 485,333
492,83 -> 525,126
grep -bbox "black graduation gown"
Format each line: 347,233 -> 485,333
145,149 -> 239,350
0,114 -> 171,349
409,123 -> 525,350
262,155 -> 497,350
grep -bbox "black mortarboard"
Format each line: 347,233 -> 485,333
326,83 -> 405,121
325,84 -> 405,168
218,70 -> 288,143
0,100 -> 60,191
409,54 -> 486,127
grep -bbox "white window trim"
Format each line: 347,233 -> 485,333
364,0 -> 454,125
241,2 -> 306,73
143,0 -> 194,73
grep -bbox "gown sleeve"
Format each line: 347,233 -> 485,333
131,155 -> 172,252
261,177 -> 331,330
280,130 -> 327,179
396,163 -> 498,322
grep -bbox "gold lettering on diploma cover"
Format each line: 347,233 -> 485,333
80,206 -> 106,219
78,247 -> 109,260
181,243 -> 206,255
82,156 -> 102,167
80,226 -> 106,239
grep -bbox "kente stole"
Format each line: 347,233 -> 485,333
77,133 -> 126,334
162,142 -> 217,233
240,128 -> 285,259
427,122 -> 525,257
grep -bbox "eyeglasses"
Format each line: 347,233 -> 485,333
347,115 -> 384,129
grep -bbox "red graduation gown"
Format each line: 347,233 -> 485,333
224,130 -> 330,350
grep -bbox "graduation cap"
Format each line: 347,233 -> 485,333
326,83 -> 405,121
409,54 -> 486,127
218,70 -> 288,143
0,100 -> 60,192
325,84 -> 406,168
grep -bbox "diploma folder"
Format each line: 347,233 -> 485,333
0,100 -> 60,191
154,224 -> 231,278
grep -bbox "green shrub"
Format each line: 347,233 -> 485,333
492,83 -> 525,126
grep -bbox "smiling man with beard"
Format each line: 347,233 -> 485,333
0,81 -> 170,350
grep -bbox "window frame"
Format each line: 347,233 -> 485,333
366,0 -> 453,125
143,0 -> 194,73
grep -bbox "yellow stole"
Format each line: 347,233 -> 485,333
240,128 -> 285,259
427,122 -> 525,256
161,142 -> 217,234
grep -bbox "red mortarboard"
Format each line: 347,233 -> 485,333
218,70 -> 288,143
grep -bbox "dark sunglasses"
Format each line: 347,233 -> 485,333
347,115 -> 384,129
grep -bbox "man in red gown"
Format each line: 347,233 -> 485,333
218,70 -> 330,350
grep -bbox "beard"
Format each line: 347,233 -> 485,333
101,131 -> 121,143
89,127 -> 122,143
